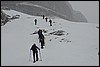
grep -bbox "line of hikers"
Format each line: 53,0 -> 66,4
30,28 -> 45,63
34,15 -> 53,26
30,15 -> 54,63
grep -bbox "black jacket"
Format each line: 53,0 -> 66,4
38,30 -> 42,35
39,34 -> 44,39
30,44 -> 40,53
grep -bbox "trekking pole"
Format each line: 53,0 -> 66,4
39,50 -> 42,61
29,50 -> 32,62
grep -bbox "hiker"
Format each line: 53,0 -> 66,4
34,19 -> 37,25
38,29 -> 42,40
45,17 -> 48,22
39,34 -> 45,49
42,15 -> 45,19
49,19 -> 52,26
30,43 -> 40,63
38,29 -> 45,48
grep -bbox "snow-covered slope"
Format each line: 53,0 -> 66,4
1,10 -> 99,66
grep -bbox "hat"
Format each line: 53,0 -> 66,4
33,43 -> 36,45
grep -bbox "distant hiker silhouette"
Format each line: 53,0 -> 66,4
42,15 -> 45,19
30,43 -> 40,63
34,19 -> 37,25
49,19 -> 52,26
45,17 -> 48,22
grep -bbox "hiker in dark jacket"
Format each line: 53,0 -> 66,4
38,29 -> 45,48
43,15 -> 45,19
34,19 -> 37,25
39,34 -> 45,49
30,43 -> 40,63
49,19 -> 52,26
45,17 -> 48,22
38,29 -> 42,40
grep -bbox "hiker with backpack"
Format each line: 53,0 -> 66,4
30,43 -> 40,63
38,29 -> 42,42
38,29 -> 45,49
39,33 -> 45,49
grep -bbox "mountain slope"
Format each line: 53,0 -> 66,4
1,1 -> 87,22
1,10 -> 99,66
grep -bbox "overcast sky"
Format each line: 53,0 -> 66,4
68,1 -> 99,24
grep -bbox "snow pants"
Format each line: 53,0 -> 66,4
33,51 -> 38,62
40,38 -> 45,48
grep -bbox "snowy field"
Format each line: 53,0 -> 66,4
1,10 -> 99,66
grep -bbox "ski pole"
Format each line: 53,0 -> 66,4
39,50 -> 42,61
29,50 -> 31,61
